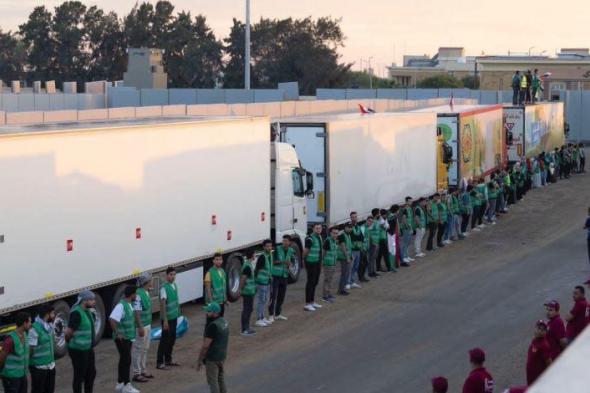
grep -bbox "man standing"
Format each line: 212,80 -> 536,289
349,212 -> 364,286
255,240 -> 273,326
29,305 -> 56,393
0,312 -> 31,393
157,267 -> 180,370
565,286 -> 588,343
512,71 -> 521,105
426,195 -> 440,251
526,320 -> 551,385
376,209 -> 390,271
109,286 -> 139,393
436,193 -> 447,248
532,69 -> 542,103
584,207 -> 590,264
303,223 -> 324,311
400,197 -> 415,264
197,303 -> 229,393
269,235 -> 293,322
205,254 -> 227,326
132,273 -> 153,383
322,227 -> 340,303
239,249 -> 257,336
432,376 -> 448,393
337,224 -> 353,295
366,215 -> 381,277
414,198 -> 427,257
462,348 -> 494,393
544,300 -> 566,360
519,70 -> 528,105
66,291 -> 97,393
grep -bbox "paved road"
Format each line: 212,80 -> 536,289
54,173 -> 590,393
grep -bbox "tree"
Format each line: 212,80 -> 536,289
0,30 -> 25,84
124,2 -> 156,48
461,75 -> 480,89
343,71 -> 397,89
51,1 -> 88,86
19,6 -> 55,83
417,74 -> 463,88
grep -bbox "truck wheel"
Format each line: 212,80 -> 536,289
288,242 -> 302,284
91,292 -> 106,345
52,300 -> 70,359
225,253 -> 243,303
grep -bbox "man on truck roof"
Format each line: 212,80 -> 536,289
66,290 -> 97,393
303,224 -> 324,312
269,235 -> 294,322
156,267 -> 181,370
29,305 -> 57,393
0,312 -> 32,393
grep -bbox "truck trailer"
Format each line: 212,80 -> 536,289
276,112 -> 438,226
0,116 -> 312,356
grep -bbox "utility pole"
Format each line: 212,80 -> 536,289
245,0 -> 251,90
368,56 -> 374,89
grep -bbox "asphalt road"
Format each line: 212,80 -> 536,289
53,172 -> 590,393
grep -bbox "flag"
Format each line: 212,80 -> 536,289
449,93 -> 454,112
358,104 -> 376,114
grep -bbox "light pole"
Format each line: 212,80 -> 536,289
368,56 -> 374,89
528,46 -> 535,57
245,0 -> 251,90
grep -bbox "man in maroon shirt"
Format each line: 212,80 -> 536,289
544,300 -> 566,360
462,348 -> 495,393
565,286 -> 588,342
526,320 -> 552,385
431,376 -> 448,393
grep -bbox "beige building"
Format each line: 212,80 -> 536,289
123,48 -> 168,89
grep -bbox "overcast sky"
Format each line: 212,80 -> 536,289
1,0 -> 589,77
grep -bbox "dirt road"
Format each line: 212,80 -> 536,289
53,172 -> 590,393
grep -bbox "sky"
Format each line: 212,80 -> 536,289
1,0 -> 590,77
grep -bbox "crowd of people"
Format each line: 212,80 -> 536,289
511,69 -> 544,105
0,152 -> 586,393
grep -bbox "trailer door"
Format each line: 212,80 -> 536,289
280,124 -> 326,224
438,115 -> 460,187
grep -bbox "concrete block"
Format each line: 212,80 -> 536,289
46,81 -> 56,94
278,82 -> 299,100
11,81 -> 20,94
6,111 -> 43,124
62,82 -> 77,94
108,107 -> 136,120
78,108 -> 109,121
135,106 -> 163,118
33,81 -> 42,93
162,105 -> 187,116
43,110 -> 78,123
84,81 -> 107,94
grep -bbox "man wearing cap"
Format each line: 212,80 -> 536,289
157,267 -> 181,370
29,305 -> 56,393
462,348 -> 494,393
132,273 -> 154,383
526,320 -> 551,385
544,300 -> 566,360
66,290 -> 97,393
197,303 -> 229,393
431,376 -> 448,393
565,285 -> 588,343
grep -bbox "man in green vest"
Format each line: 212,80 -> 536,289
255,240 -> 273,327
413,198 -> 427,258
367,209 -> 383,277
337,223 -> 353,295
0,312 -> 31,393
132,273 -> 153,383
109,285 -> 139,393
66,290 -> 97,393
239,248 -> 257,336
156,267 -> 180,370
322,227 -> 340,303
349,211 -> 365,286
29,305 -> 56,393
205,254 -> 227,327
364,216 -> 379,278
303,223 -> 324,312
197,303 -> 229,393
269,235 -> 293,323
400,197 -> 415,265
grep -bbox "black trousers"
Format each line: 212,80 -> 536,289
358,251 -> 368,279
512,88 -> 519,105
241,294 -> 254,332
115,339 -> 132,384
587,238 -> 590,264
471,206 -> 479,228
461,213 -> 470,233
477,205 -> 485,225
376,239 -> 389,270
426,223 -> 437,250
1,377 -> 27,393
157,317 -> 177,365
30,367 -> 56,393
69,348 -> 96,393
269,276 -> 288,316
305,263 -> 321,303
436,223 -> 445,246
581,157 -> 585,172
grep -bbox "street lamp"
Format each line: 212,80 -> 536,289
368,56 -> 374,89
245,0 -> 251,90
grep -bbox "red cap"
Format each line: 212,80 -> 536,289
431,376 -> 448,393
536,320 -> 548,329
469,348 -> 486,363
544,300 -> 560,311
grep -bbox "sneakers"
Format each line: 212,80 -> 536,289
351,282 -> 362,289
321,296 -> 332,303
116,383 -> 124,393
304,304 -> 316,312
416,253 -> 426,258
345,284 -> 351,290
123,383 -> 140,393
407,257 -> 416,262
275,315 -> 288,321
265,316 -> 274,324
473,227 -> 481,232
338,290 -> 350,296
241,330 -> 257,336
255,319 -> 269,327
312,302 -> 322,308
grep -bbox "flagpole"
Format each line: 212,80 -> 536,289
245,0 -> 251,90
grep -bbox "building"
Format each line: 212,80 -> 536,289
123,48 -> 168,89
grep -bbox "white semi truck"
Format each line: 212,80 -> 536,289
276,112 -> 438,226
0,116 -> 312,356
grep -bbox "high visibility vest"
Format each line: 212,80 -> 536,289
161,282 -> 180,320
520,76 -> 528,88
322,238 -> 338,266
273,246 -> 293,278
68,306 -> 94,351
136,287 -> 152,327
438,202 -> 448,223
451,195 -> 460,214
415,206 -> 426,228
209,268 -> 227,303
428,202 -> 439,223
256,253 -> 272,285
30,321 -> 55,367
305,234 -> 322,263
402,206 -> 415,232
351,225 -> 364,251
460,193 -> 472,214
0,331 -> 29,378
241,261 -> 257,296
337,232 -> 352,260
114,300 -> 136,341
368,222 -> 381,245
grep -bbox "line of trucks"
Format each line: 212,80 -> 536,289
0,101 -> 565,357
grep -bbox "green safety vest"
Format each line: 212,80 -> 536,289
361,224 -> 370,250
0,331 -> 29,378
378,218 -> 387,240
161,282 -> 180,320
351,225 -> 364,251
209,268 -> 227,304
402,206 -> 415,232
30,321 -> 55,367
273,246 -> 294,278
438,202 -> 448,223
337,232 -> 352,260
68,305 -> 94,351
451,195 -> 460,214
241,260 -> 257,296
488,187 -> 498,200
136,287 -> 152,327
114,300 -> 136,341
323,238 -> 338,266
305,234 -> 322,263
415,206 -> 426,228
460,193 -> 472,214
368,222 -> 381,245
472,192 -> 482,207
256,253 -> 272,285
428,201 -> 439,224
520,76 -> 528,88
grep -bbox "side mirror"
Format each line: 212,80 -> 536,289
306,190 -> 315,199
305,170 -> 314,193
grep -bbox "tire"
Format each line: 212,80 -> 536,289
91,292 -> 106,345
225,253 -> 243,303
288,241 -> 302,284
51,300 -> 70,359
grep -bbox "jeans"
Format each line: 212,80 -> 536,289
453,214 -> 462,238
487,199 -> 497,222
322,265 -> 336,297
443,217 -> 452,241
305,262 -> 321,303
401,232 -> 412,259
414,227 -> 425,254
30,367 -> 56,393
256,284 -> 269,320
269,276 -> 287,316
1,377 -> 27,393
241,294 -> 254,332
69,348 -> 96,393
132,325 -> 151,376
349,250 -> 361,284
157,317 -> 177,366
115,338 -> 132,384
338,259 -> 351,291
541,169 -> 547,185
205,360 -> 227,393
368,244 -> 378,275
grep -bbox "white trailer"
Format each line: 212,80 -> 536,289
276,112 -> 438,226
0,116 -> 311,356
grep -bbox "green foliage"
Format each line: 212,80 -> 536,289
418,74 -> 463,88
343,71 -> 397,89
461,75 -> 479,89
0,30 -> 25,83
